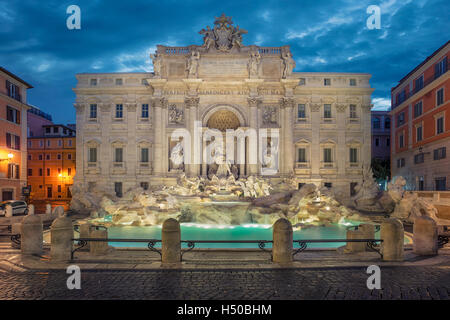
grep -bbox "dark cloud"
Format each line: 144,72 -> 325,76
0,0 -> 448,122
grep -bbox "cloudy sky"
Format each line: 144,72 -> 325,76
1,0 -> 449,124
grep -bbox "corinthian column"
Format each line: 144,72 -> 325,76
281,97 -> 294,175
185,96 -> 200,177
152,97 -> 167,175
247,97 -> 261,175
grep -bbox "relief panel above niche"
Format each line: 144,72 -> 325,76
262,61 -> 281,78
168,62 -> 186,77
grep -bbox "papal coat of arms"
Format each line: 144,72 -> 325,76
199,13 -> 247,52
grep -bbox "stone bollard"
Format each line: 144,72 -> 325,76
45,203 -> 52,214
27,204 -> 35,215
273,218 -> 293,263
381,218 -> 404,261
162,218 -> 181,263
90,228 -> 109,255
359,224 -> 376,252
5,204 -> 13,217
79,223 -> 92,250
345,229 -> 366,253
413,216 -> 438,256
50,216 -> 74,261
53,206 -> 65,218
359,224 -> 376,239
21,215 -> 43,256
11,223 -> 21,249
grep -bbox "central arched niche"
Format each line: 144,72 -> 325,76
206,109 -> 241,131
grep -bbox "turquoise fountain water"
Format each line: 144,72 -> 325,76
105,221 -> 387,249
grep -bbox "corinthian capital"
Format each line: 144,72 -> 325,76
126,103 -> 137,112
361,104 -> 374,111
100,103 -> 111,112
74,103 -> 85,113
184,96 -> 200,108
247,96 -> 262,108
336,104 -> 347,113
152,97 -> 168,108
310,103 -> 321,112
280,97 -> 295,109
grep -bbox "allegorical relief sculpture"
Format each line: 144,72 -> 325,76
281,48 -> 296,79
262,106 -> 278,125
248,49 -> 261,78
198,13 -> 247,52
168,104 -> 184,124
186,50 -> 200,78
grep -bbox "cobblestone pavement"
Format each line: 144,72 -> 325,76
0,266 -> 449,300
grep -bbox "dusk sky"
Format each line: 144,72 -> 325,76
1,0 -> 449,124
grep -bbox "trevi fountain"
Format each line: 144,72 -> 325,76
70,162 -> 438,248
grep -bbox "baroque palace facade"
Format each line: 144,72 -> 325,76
73,15 -> 374,197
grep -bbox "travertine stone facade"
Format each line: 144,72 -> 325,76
73,15 -> 374,197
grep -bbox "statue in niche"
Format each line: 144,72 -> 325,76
262,139 -> 278,170
199,26 -> 215,50
170,141 -> 184,171
168,105 -> 184,124
262,106 -> 277,125
281,49 -> 295,79
150,53 -> 161,77
186,50 -> 200,78
248,49 -> 261,78
212,143 -> 232,178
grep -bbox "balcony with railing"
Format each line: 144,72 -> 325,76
258,47 -> 282,55
392,68 -> 448,109
160,46 -> 191,55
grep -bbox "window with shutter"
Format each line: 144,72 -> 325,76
15,135 -> 20,150
6,133 -> 11,148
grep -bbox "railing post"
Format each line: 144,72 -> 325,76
359,224 -> 376,252
381,218 -> 404,261
273,218 -> 293,263
162,218 -> 181,263
413,216 -> 438,255
21,215 -> 43,256
79,223 -> 92,250
50,216 -> 73,261
345,229 -> 365,253
27,204 -> 34,215
90,228 -> 109,255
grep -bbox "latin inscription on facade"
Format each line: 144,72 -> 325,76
199,58 -> 248,77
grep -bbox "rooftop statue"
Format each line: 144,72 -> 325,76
198,13 -> 247,52
281,48 -> 296,78
150,53 -> 161,77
